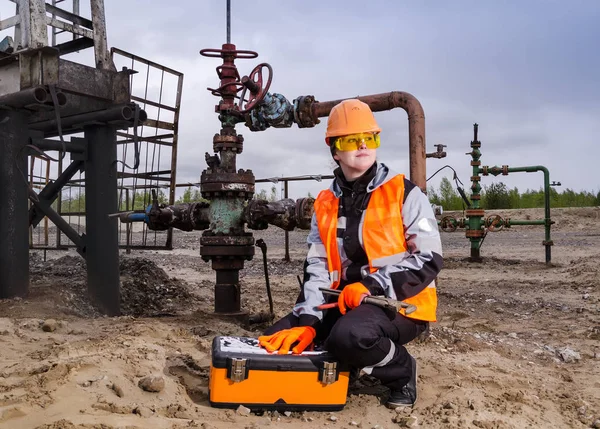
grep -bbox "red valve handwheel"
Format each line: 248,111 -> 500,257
238,63 -> 273,114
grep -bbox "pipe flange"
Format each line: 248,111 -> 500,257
466,209 -> 485,217
201,170 -> 256,196
465,229 -> 485,238
201,190 -> 254,200
213,134 -> 244,153
294,197 -> 315,230
200,245 -> 255,259
293,95 -> 321,128
201,170 -> 255,183
201,234 -> 255,246
200,183 -> 255,194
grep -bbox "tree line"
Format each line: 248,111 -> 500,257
428,177 -> 600,210
58,189 -> 169,213
58,185 -> 280,213
56,179 -> 599,214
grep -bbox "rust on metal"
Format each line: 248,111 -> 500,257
466,209 -> 485,217
440,216 -> 458,232
466,229 -> 485,238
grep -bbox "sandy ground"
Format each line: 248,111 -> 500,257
1,207 -> 599,429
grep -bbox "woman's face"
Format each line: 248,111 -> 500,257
333,133 -> 379,180
333,141 -> 377,180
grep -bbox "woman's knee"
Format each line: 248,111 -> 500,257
326,315 -> 379,353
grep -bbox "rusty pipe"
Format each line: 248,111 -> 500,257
29,103 -> 147,133
311,91 -> 427,192
0,87 -> 48,108
43,90 -> 67,107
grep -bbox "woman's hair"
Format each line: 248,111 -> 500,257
329,138 -> 340,165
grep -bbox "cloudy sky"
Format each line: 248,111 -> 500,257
5,1 -> 600,200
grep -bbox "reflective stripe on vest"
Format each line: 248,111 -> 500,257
313,174 -> 437,321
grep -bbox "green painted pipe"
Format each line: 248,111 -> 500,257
467,124 -> 484,261
506,219 -> 545,226
481,165 -> 553,264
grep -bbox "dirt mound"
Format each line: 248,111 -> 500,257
28,255 -> 199,318
119,257 -> 197,317
561,254 -> 600,285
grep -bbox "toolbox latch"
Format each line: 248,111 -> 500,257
319,361 -> 339,385
226,358 -> 248,383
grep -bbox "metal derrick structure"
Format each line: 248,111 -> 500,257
0,0 -> 182,314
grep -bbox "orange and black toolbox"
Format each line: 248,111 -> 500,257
209,336 -> 350,411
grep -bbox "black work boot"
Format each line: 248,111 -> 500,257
386,354 -> 417,408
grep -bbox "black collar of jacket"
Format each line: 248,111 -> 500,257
334,162 -> 378,195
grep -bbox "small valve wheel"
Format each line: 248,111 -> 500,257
440,216 -> 458,233
485,215 -> 504,232
238,63 -> 273,113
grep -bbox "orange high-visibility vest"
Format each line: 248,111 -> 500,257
313,174 -> 437,321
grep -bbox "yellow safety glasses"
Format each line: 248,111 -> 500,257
333,132 -> 380,152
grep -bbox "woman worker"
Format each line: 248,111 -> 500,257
258,99 -> 443,407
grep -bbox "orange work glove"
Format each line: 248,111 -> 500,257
258,326 -> 316,355
338,282 -> 370,315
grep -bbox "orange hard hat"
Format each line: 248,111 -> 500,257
325,99 -> 381,146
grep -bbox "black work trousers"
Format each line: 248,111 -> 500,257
264,304 -> 428,390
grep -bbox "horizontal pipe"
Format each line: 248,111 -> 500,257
29,103 -> 147,133
118,212 -> 147,223
30,138 -> 85,153
507,220 -> 546,226
311,91 -> 427,191
0,87 -> 48,108
44,90 -> 68,107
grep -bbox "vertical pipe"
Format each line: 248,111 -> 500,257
283,180 -> 290,262
72,0 -> 80,41
90,0 -> 113,70
57,155 -> 63,248
504,166 -> 553,265
29,156 -> 35,248
84,125 -> 121,316
214,266 -> 242,313
0,111 -> 30,298
468,124 -> 483,262
543,168 -> 552,265
44,158 -> 50,246
226,0 -> 231,44
125,189 -> 132,255
166,72 -> 184,249
23,0 -> 48,49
